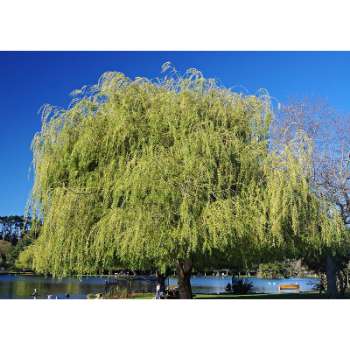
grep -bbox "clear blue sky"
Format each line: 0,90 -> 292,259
1,51 -> 350,215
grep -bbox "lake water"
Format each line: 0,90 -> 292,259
0,274 -> 319,299
174,276 -> 320,294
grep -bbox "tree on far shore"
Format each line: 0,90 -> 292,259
273,99 -> 350,296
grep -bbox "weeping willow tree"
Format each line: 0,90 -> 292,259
21,64 -> 348,298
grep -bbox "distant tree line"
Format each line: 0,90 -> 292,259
0,216 -> 32,244
0,216 -> 34,270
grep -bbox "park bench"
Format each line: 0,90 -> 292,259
278,284 -> 300,292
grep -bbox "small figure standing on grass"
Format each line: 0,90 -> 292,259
31,288 -> 38,299
155,283 -> 165,299
155,283 -> 161,299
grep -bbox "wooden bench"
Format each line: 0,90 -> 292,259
279,284 -> 300,292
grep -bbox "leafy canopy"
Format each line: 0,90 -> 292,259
24,65 -> 348,277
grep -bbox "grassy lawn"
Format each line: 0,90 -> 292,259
194,292 -> 350,299
131,293 -> 154,299
128,291 -> 350,299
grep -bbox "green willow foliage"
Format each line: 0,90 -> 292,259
23,66 -> 348,277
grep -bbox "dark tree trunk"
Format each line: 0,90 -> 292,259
176,259 -> 193,299
326,255 -> 338,298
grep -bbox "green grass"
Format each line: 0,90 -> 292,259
194,292 -> 350,299
127,291 -> 350,299
131,293 -> 154,299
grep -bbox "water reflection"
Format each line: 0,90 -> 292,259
0,275 -> 105,299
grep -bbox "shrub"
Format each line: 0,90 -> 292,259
104,286 -> 134,299
0,240 -> 12,268
232,279 -> 253,294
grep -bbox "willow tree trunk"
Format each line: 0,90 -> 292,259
326,255 -> 338,298
176,259 -> 193,299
